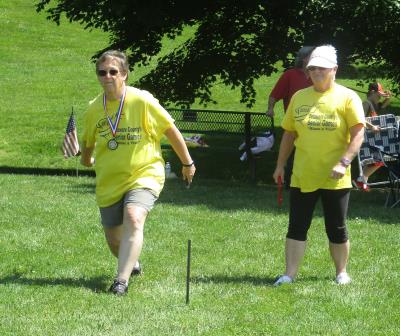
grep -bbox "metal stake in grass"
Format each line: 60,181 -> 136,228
186,239 -> 191,304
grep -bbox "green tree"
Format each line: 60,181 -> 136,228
36,0 -> 400,107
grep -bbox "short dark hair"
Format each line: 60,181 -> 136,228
294,46 -> 315,68
367,82 -> 385,96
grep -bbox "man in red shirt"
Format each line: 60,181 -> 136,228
267,46 -> 315,187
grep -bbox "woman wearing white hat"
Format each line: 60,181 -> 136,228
272,45 -> 365,285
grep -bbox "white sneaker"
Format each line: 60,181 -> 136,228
273,275 -> 293,286
336,272 -> 351,285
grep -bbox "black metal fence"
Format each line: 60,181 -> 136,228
167,109 -> 274,180
168,108 -> 273,135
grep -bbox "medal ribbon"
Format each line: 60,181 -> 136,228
103,87 -> 126,137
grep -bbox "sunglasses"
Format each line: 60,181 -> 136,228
307,66 -> 330,71
97,69 -> 119,77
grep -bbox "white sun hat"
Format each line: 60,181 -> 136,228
307,45 -> 337,69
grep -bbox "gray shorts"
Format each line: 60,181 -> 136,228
99,189 -> 158,228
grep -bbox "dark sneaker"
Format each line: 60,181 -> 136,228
109,279 -> 128,295
131,261 -> 142,276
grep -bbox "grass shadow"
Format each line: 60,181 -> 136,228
159,178 -> 288,213
192,274 -> 276,286
0,273 -> 109,293
0,166 -> 95,177
159,179 -> 400,224
70,182 -> 96,194
192,274 -> 332,287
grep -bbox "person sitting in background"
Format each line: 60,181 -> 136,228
363,82 -> 392,118
353,82 -> 392,191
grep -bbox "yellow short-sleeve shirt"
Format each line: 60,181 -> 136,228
282,84 -> 365,192
82,86 -> 174,207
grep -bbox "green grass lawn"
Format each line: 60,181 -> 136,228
0,174 -> 399,335
1,2 -> 400,335
0,0 -> 110,169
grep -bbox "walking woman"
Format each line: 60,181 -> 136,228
81,50 -> 195,295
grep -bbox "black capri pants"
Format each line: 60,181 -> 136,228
287,187 -> 351,244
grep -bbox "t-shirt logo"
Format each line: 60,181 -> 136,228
294,103 -> 339,131
294,105 -> 313,121
96,114 -> 142,145
307,111 -> 338,131
97,116 -> 113,139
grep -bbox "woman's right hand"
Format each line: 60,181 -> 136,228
273,166 -> 285,184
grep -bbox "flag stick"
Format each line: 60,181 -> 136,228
75,155 -> 79,178
71,106 -> 80,177
186,239 -> 191,304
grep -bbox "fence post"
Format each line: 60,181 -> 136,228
245,113 -> 256,180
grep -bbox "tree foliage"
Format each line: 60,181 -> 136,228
36,0 -> 400,107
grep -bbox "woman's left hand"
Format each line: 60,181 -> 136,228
182,164 -> 196,186
331,163 -> 347,179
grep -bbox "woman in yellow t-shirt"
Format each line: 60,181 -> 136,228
272,45 -> 365,286
80,50 -> 196,295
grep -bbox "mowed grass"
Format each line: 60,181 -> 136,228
0,173 -> 399,335
0,0 -> 107,169
1,2 -> 400,335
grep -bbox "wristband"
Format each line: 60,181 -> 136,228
340,157 -> 351,167
182,161 -> 195,167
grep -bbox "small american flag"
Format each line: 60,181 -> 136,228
62,112 -> 80,158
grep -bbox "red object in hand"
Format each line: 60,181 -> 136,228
277,176 -> 283,207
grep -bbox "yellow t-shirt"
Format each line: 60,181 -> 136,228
82,86 -> 174,207
282,84 -> 365,192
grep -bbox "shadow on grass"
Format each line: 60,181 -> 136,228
192,274 -> 276,286
0,273 -> 109,293
0,166 -> 95,177
192,274 -> 332,286
159,178 -> 287,213
2,167 -> 398,223
158,179 -> 399,224
71,182 -> 96,193
348,188 -> 400,221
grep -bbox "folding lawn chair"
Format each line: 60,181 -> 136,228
369,145 -> 400,208
356,114 -> 400,207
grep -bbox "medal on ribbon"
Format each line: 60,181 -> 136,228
103,87 -> 126,150
107,139 -> 118,150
